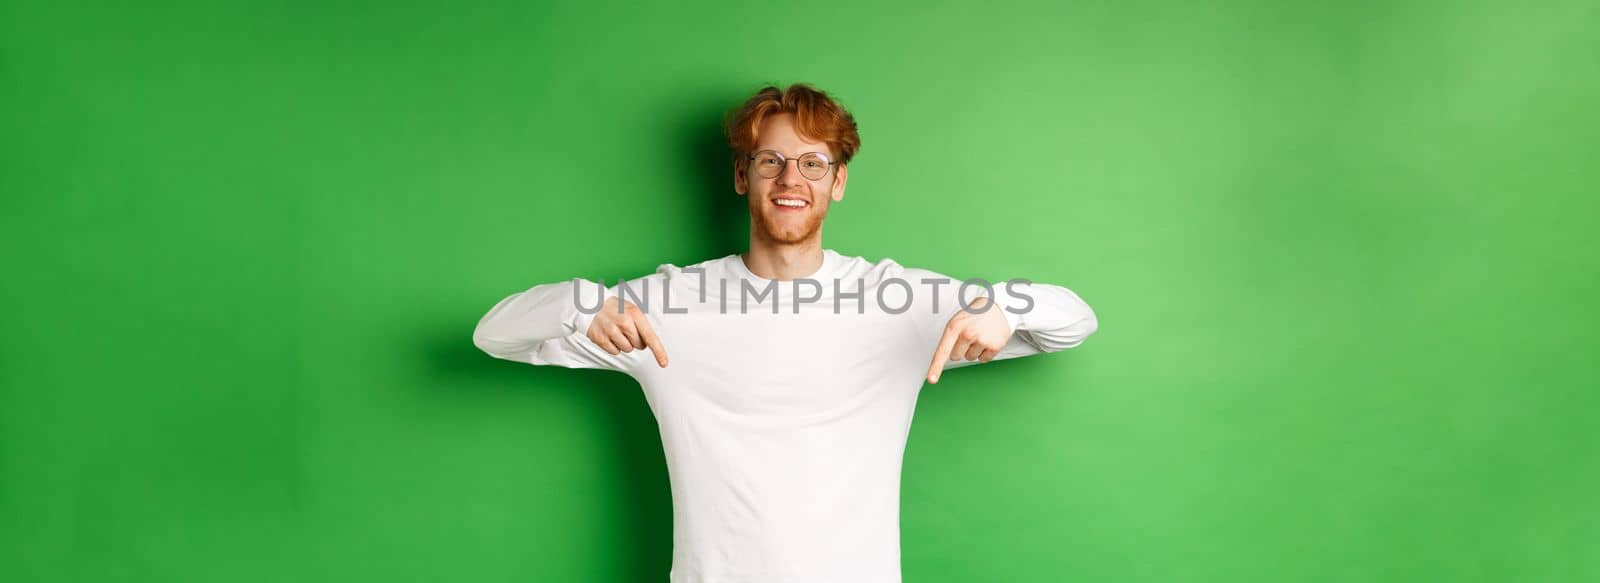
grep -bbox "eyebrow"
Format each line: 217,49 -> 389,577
755,148 -> 833,160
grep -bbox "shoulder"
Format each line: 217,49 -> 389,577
828,252 -> 961,308
831,250 -> 908,282
625,254 -> 730,284
616,254 -> 738,308
863,257 -> 953,286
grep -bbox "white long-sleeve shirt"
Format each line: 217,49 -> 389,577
472,249 -> 1098,583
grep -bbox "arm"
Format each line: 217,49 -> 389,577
988,279 -> 1100,356
472,277 -> 652,372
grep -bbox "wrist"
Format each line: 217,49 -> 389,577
988,286 -> 1025,334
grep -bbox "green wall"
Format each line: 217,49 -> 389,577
3,1 -> 1596,581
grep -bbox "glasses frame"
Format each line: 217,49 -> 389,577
745,149 -> 839,181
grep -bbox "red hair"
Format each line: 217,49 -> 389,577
724,83 -> 861,167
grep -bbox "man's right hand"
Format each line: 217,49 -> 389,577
586,297 -> 669,368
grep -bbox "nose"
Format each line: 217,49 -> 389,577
775,159 -> 807,188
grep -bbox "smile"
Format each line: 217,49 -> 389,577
772,197 -> 810,210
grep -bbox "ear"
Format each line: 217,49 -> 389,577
829,164 -> 848,202
733,155 -> 748,196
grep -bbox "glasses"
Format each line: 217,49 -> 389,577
747,149 -> 837,181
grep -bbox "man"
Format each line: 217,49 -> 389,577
472,83 -> 1098,582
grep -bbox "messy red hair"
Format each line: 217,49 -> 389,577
724,83 -> 861,168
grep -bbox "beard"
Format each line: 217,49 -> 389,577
748,195 -> 827,245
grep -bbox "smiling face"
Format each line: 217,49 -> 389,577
733,113 -> 849,246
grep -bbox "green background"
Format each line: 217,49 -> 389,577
3,0 -> 1596,581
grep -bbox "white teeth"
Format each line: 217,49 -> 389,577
774,199 -> 807,208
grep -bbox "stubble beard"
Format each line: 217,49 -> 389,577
749,195 -> 826,245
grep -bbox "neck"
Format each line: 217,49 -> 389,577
741,239 -> 825,281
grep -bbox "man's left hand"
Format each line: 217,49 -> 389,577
926,296 -> 1013,384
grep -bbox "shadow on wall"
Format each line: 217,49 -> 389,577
676,88 -> 751,260
417,84 -> 762,581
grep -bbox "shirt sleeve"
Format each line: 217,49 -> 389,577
986,278 -> 1099,356
906,267 -> 1099,372
471,277 -> 638,372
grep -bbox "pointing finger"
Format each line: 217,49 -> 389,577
634,312 -> 669,368
927,325 -> 960,384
